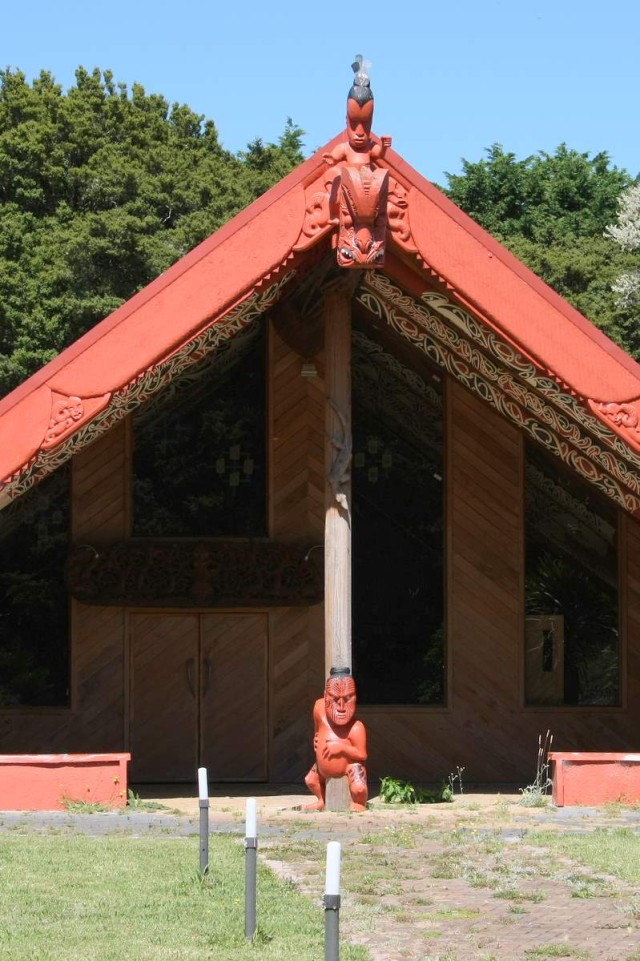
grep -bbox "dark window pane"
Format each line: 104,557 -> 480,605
0,468 -> 70,707
132,328 -> 266,537
352,332 -> 445,705
525,442 -> 619,706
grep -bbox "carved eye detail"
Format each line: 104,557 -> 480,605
339,248 -> 355,261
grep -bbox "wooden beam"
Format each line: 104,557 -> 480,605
323,284 -> 353,811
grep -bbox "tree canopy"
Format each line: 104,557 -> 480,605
445,144 -> 640,358
2,71 -> 639,396
605,183 -> 640,310
0,67 -> 304,396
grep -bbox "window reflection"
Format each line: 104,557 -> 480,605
525,443 -> 619,706
0,468 -> 70,707
352,331 -> 445,705
132,327 -> 266,538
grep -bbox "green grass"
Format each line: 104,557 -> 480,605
0,835 -> 370,961
529,828 -> 640,885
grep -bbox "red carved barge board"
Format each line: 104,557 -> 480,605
0,753 -> 130,810
549,751 -> 640,807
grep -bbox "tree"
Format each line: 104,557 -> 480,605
0,68 -> 305,396
605,183 -> 640,309
445,144 -> 640,356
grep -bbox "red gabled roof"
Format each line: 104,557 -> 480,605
2,131 -> 640,503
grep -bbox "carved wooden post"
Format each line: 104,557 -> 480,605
324,284 -> 352,812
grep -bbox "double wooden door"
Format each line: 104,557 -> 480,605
130,612 -> 268,782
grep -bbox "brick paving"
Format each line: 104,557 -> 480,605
249,788 -> 640,961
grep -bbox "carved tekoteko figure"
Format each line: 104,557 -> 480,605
305,667 -> 368,812
324,56 -> 391,267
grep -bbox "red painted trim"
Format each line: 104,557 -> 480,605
0,753 -> 131,810
549,751 -> 640,806
3,129 -> 640,492
386,148 -> 640,383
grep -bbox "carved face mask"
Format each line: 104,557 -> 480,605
325,676 -> 357,726
346,98 -> 374,151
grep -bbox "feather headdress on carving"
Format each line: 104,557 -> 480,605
349,54 -> 374,106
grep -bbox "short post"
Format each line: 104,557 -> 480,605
245,797 -> 257,939
324,841 -> 341,961
198,767 -> 209,875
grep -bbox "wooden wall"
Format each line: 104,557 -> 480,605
362,380 -> 640,784
3,326 -> 640,786
268,320 -> 325,781
0,420 -> 128,755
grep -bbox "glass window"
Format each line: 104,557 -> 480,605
352,332 -> 445,705
132,327 -> 267,538
525,442 -> 619,706
0,468 -> 70,707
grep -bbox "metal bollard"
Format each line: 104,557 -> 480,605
198,767 -> 209,875
324,841 -> 341,961
245,797 -> 257,939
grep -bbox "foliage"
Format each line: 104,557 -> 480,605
0,67 -> 304,396
379,776 -> 453,804
519,730 -> 553,807
605,182 -> 640,308
126,789 -> 173,812
445,143 -> 640,356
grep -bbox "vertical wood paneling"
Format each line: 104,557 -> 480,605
202,613 -> 268,780
130,613 -> 198,782
71,419 -> 129,544
73,602 -> 126,749
270,607 -> 322,782
269,322 -> 325,543
447,380 -> 524,772
268,320 -> 325,781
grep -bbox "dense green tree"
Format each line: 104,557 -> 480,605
0,68 -> 304,396
445,144 -> 640,357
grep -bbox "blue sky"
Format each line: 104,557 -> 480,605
3,0 -> 639,185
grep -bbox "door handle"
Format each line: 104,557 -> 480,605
202,658 -> 212,697
185,658 -> 196,698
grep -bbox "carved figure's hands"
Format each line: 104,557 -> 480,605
380,136 -> 392,150
321,740 -> 344,760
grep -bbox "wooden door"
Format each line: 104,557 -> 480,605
130,613 -> 199,782
201,613 -> 268,781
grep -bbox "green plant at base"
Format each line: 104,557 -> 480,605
519,730 -> 553,807
379,776 -> 453,804
127,788 -> 172,811
60,797 -> 112,814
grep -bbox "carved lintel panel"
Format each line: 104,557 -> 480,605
67,540 -> 323,607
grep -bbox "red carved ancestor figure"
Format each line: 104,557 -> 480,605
304,668 -> 368,812
324,57 -> 391,268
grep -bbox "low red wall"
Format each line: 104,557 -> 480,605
0,753 -> 130,811
549,751 -> 640,807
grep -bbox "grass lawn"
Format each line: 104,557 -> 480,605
530,826 -> 640,884
0,833 -> 370,961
